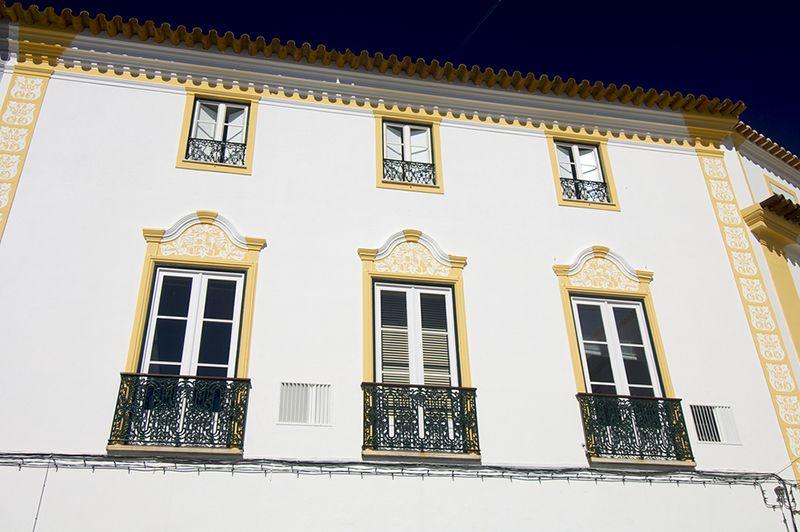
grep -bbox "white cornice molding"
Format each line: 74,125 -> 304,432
375,230 -> 452,267
737,140 -> 800,187
5,28 -> 733,143
161,211 -> 251,249
567,247 -> 640,282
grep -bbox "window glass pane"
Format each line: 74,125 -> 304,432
577,304 -> 606,342
409,127 -> 431,163
584,342 -> 614,384
197,103 -> 218,123
384,125 -> 403,160
591,384 -> 617,395
621,345 -> 653,386
380,290 -> 407,327
224,125 -> 244,143
196,365 -> 228,378
204,280 -> 237,320
151,319 -> 187,363
556,145 -> 576,179
628,386 -> 655,398
197,322 -> 233,365
420,293 -> 447,331
613,307 -> 643,345
225,106 -> 246,127
578,147 -> 602,182
147,363 -> 181,376
158,276 -> 192,317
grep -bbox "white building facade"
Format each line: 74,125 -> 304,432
1,6 -> 800,530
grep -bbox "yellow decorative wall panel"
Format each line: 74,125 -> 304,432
697,151 -> 800,482
0,64 -> 52,241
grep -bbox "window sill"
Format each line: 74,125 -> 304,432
362,449 -> 481,463
106,444 -> 243,460
176,158 -> 252,176
377,180 -> 444,195
557,198 -> 620,211
588,456 -> 696,468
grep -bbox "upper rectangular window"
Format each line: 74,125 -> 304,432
555,142 -> 612,204
571,297 -> 662,397
141,267 -> 245,378
186,99 -> 249,167
382,121 -> 436,187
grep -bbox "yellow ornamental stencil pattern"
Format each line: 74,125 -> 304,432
0,67 -> 51,241
699,153 -> 800,482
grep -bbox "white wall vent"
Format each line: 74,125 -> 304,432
278,383 -> 332,425
689,404 -> 740,444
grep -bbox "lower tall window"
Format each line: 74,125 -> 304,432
109,267 -> 251,451
142,268 -> 244,378
556,142 -> 611,204
572,296 -> 693,462
572,297 -> 661,397
362,282 -> 479,455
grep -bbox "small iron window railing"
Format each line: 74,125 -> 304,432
382,159 -> 436,186
109,373 -> 251,449
560,178 -> 611,203
362,382 -> 480,454
186,138 -> 247,166
577,393 -> 694,462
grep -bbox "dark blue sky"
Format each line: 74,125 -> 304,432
27,1 -> 800,155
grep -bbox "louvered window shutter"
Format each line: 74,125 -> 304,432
419,293 -> 452,386
379,290 -> 410,384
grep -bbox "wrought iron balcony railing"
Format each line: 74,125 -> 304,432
109,373 -> 251,449
362,382 -> 480,455
577,393 -> 694,462
186,138 -> 247,166
383,159 -> 436,186
560,178 -> 611,203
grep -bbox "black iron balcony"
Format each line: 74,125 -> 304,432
577,393 -> 694,462
109,373 -> 251,449
560,178 -> 611,203
362,382 -> 480,455
186,138 -> 246,166
383,159 -> 436,185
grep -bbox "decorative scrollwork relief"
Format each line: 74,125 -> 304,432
731,252 -> 758,276
740,278 -> 767,304
374,241 -> 450,277
159,224 -> 246,261
777,396 -> 800,425
567,257 -> 639,292
709,180 -> 735,202
702,157 -> 727,179
757,333 -> 785,361
10,76 -> 43,100
768,364 -> 796,393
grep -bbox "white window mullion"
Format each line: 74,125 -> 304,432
213,103 -> 227,142
408,288 -> 425,385
401,125 -> 412,162
601,303 -> 628,396
183,273 -> 206,376
571,145 -> 583,179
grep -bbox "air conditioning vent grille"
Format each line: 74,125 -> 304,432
278,383 -> 332,426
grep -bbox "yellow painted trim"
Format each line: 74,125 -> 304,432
373,107 -> 444,194
589,456 -> 696,468
362,449 -> 481,462
175,89 -> 260,176
358,230 -> 470,385
743,203 -> 800,368
0,64 -> 53,241
545,132 -> 621,212
125,210 -> 267,378
765,174 -> 799,201
553,246 -> 675,397
695,151 -> 800,483
106,444 -> 243,458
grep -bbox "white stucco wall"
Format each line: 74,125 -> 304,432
0,62 -> 797,530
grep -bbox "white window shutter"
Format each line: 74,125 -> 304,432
419,293 -> 452,386
379,290 -> 410,384
193,102 -> 218,140
223,105 -> 247,143
578,146 -> 602,182
556,144 -> 576,180
408,126 -> 432,163
384,124 -> 404,161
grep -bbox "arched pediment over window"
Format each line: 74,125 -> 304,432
143,210 -> 266,263
553,245 -> 653,294
358,229 -> 466,279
